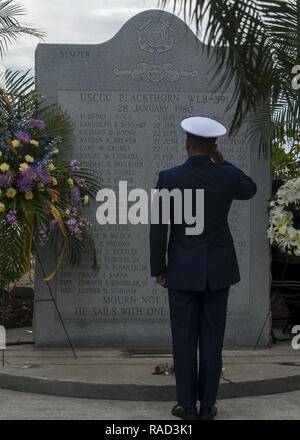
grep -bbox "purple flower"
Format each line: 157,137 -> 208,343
15,131 -> 30,144
71,186 -> 80,206
38,225 -> 48,245
19,167 -> 37,193
0,170 -> 14,188
69,160 -> 79,171
50,219 -> 60,232
78,217 -> 90,230
76,177 -> 86,188
36,166 -> 52,185
69,207 -> 78,217
29,118 -> 45,130
6,209 -> 17,225
65,218 -> 80,236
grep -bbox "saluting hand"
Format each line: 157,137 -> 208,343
212,148 -> 225,164
156,274 -> 166,286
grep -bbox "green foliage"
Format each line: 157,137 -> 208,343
272,132 -> 300,180
0,217 -> 27,288
160,0 -> 300,155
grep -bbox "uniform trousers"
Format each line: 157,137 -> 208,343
168,287 -> 230,407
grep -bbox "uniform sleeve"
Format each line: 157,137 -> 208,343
223,161 -> 257,200
150,172 -> 169,277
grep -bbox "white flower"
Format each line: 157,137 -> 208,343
294,179 -> 300,190
294,248 -> 300,257
268,177 -> 300,257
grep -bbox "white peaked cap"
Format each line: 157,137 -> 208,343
181,116 -> 227,138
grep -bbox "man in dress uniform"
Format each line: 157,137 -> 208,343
150,116 -> 257,420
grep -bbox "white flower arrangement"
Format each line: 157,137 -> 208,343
268,177 -> 300,257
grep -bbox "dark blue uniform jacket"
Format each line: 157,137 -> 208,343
150,155 -> 257,291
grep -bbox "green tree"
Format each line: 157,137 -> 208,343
272,132 -> 300,179
160,0 -> 300,157
0,0 -> 44,59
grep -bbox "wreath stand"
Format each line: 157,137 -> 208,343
254,256 -> 289,350
35,250 -> 77,359
1,285 -> 7,367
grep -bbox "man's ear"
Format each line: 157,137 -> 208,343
186,138 -> 190,151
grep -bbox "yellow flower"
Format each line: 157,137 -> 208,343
25,191 -> 34,200
52,177 -> 58,186
83,195 -> 89,205
12,139 -> 21,148
0,202 -> 5,212
37,183 -> 45,190
0,163 -> 10,172
53,148 -> 59,154
67,178 -> 74,188
48,163 -> 56,171
6,187 -> 17,199
25,155 -> 34,163
30,140 -> 39,147
19,163 -> 29,172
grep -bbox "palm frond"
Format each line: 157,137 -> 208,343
0,0 -> 45,59
66,232 -> 99,271
0,218 -> 27,288
0,68 -> 34,97
37,101 -> 73,151
160,0 -> 300,155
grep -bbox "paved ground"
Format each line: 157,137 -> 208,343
0,388 -> 299,420
1,328 -> 300,419
1,327 -> 300,401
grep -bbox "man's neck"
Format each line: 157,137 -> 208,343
188,152 -> 211,158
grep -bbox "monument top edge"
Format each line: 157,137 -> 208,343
35,8 -> 205,52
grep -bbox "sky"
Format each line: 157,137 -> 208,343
1,0 -> 194,74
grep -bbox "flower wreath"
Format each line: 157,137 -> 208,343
268,177 -> 300,257
0,89 -> 99,288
